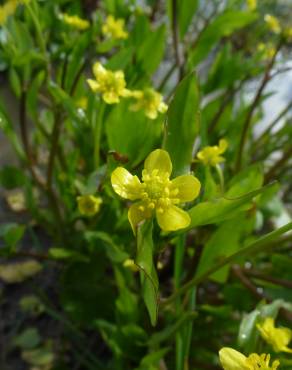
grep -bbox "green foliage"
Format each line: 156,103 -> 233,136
0,0 -> 291,369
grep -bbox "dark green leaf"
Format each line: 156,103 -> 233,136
163,73 -> 200,176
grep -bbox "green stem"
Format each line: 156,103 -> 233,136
183,288 -> 196,370
235,39 -> 283,172
94,101 -> 106,168
161,222 -> 292,306
215,164 -> 224,194
174,235 -> 186,370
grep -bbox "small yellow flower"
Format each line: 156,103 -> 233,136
87,62 -> 131,104
130,88 -> 168,119
247,0 -> 257,11
197,139 -> 228,166
77,195 -> 102,217
62,13 -> 90,31
257,317 -> 292,353
257,43 -> 276,59
219,347 -> 280,370
102,15 -> 128,40
0,0 -> 18,26
264,14 -> 281,34
111,149 -> 201,232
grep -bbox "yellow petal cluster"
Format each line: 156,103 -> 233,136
102,15 -> 128,40
77,195 -> 102,217
62,13 -> 90,31
130,88 -> 168,119
87,62 -> 131,104
247,0 -> 257,11
257,317 -> 292,353
257,43 -> 276,60
219,347 -> 280,370
264,14 -> 281,34
111,149 -> 201,232
197,139 -> 228,166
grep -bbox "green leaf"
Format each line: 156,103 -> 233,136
9,68 -> 21,97
84,231 -> 129,263
106,100 -> 162,167
136,220 -> 159,326
178,0 -> 198,38
0,106 -> 24,160
13,328 -> 41,350
188,182 -> 275,229
64,32 -> 90,92
163,73 -> 200,176
0,166 -> 26,189
226,164 -> 264,197
189,11 -> 258,66
48,248 -> 88,262
0,223 -> 26,249
196,214 -> 253,283
136,24 -> 166,74
138,348 -> 170,369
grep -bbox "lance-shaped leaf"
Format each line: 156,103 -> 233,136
188,182 -> 276,229
163,73 -> 200,176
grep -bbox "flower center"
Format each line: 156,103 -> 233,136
246,354 -> 280,370
140,169 -> 179,213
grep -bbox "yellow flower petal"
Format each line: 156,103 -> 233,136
171,175 -> 201,202
93,62 -> 106,80
128,202 -> 152,233
158,101 -> 168,113
145,108 -> 158,120
144,149 -> 172,176
111,167 -> 143,200
219,348 -> 249,370
257,317 -> 292,353
102,91 -> 120,104
87,79 -> 100,92
156,205 -> 190,231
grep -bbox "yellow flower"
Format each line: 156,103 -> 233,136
257,317 -> 292,353
219,347 -> 280,370
247,0 -> 257,11
197,139 -> 228,166
130,88 -> 168,119
77,195 -> 102,217
102,15 -> 128,40
257,43 -> 276,59
62,13 -> 90,31
0,0 -> 18,26
87,62 -> 131,104
111,149 -> 201,232
264,14 -> 281,34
